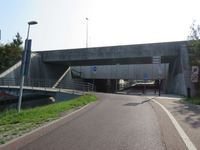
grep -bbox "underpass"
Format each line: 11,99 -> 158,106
0,41 -> 198,149
0,41 -> 194,101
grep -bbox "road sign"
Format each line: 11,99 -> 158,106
192,66 -> 199,75
191,75 -> 198,82
93,66 -> 97,74
152,56 -> 161,64
20,40 -> 32,76
143,73 -> 147,79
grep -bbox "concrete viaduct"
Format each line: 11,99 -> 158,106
0,40 -> 193,95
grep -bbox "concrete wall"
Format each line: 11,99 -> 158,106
0,42 -> 194,96
0,97 -> 55,113
0,53 -> 71,81
166,44 -> 194,95
71,64 -> 168,80
0,53 -> 72,94
41,41 -> 187,66
55,92 -> 81,103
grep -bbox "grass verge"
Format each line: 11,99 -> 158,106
0,94 -> 98,145
182,96 -> 200,105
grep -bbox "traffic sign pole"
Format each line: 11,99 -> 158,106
143,74 -> 147,95
92,75 -> 94,91
116,63 -> 119,93
144,79 -> 146,95
159,76 -> 161,96
92,66 -> 97,91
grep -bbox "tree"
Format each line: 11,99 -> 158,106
12,32 -> 23,47
0,33 -> 23,72
187,20 -> 200,95
187,20 -> 200,66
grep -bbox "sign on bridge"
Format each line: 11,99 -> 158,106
152,56 -> 161,64
93,66 -> 97,74
143,74 -> 148,79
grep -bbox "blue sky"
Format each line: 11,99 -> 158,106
0,0 -> 200,51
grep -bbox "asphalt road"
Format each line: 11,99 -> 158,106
2,93 -> 167,150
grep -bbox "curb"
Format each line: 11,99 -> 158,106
0,102 -> 93,149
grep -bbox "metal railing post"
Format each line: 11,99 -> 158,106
59,82 -> 61,92
8,79 -> 9,89
45,79 -> 46,92
0,78 -> 97,99
32,79 -> 33,90
73,82 -> 75,97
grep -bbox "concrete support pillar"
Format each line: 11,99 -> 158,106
106,79 -> 111,86
167,44 -> 194,95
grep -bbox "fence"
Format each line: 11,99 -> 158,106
0,78 -> 97,94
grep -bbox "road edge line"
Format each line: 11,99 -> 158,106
152,99 -> 197,150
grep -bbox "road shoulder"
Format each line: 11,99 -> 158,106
148,99 -> 188,150
154,97 -> 200,150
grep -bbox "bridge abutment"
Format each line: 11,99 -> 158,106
167,44 -> 193,95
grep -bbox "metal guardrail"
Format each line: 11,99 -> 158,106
0,78 -> 97,94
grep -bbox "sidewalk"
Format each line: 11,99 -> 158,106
143,94 -> 200,150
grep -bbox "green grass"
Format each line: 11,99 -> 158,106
0,94 -> 98,126
182,96 -> 200,105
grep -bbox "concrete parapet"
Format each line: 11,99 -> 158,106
55,92 -> 80,103
40,41 -> 187,66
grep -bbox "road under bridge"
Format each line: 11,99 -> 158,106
0,40 -> 194,95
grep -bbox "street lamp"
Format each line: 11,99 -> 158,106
17,21 -> 37,112
86,18 -> 89,48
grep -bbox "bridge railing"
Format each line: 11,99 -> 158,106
0,78 -> 97,94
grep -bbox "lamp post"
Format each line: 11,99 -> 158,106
86,18 -> 89,48
17,21 -> 37,112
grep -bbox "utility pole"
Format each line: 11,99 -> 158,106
86,18 -> 89,48
116,63 -> 119,93
158,56 -> 161,96
18,21 -> 37,112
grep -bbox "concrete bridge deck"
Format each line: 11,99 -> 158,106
38,41 -> 187,66
0,85 -> 84,103
0,40 -> 194,96
0,86 -> 84,96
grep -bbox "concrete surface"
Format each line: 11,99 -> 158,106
144,94 -> 200,150
0,97 -> 55,113
55,91 -> 81,103
0,53 -> 72,88
0,86 -> 82,104
40,41 -> 186,66
0,41 -> 194,96
71,63 -> 168,80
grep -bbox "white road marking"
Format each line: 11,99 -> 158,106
151,98 -> 197,150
